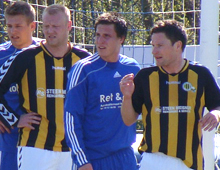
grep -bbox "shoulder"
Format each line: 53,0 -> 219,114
69,53 -> 101,77
20,44 -> 41,54
32,37 -> 43,45
73,53 -> 100,69
138,65 -> 158,74
71,46 -> 91,58
188,60 -> 211,74
0,41 -> 13,51
119,54 -> 140,66
13,45 -> 42,60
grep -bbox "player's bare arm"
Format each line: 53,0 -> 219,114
120,73 -> 139,126
199,106 -> 220,131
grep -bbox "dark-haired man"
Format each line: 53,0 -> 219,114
120,20 -> 220,170
64,12 -> 140,170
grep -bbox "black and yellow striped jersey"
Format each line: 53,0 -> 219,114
132,59 -> 220,170
0,42 -> 90,151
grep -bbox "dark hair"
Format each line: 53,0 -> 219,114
151,20 -> 187,51
4,1 -> 35,24
95,12 -> 127,44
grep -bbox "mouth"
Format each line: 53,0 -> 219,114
154,55 -> 162,59
47,35 -> 56,39
11,36 -> 19,40
98,46 -> 106,50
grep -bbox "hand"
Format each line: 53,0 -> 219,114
199,110 -> 220,131
0,120 -> 10,133
79,163 -> 93,170
17,112 -> 41,129
120,73 -> 135,98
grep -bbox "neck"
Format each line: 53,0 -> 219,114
163,58 -> 186,74
44,43 -> 70,58
14,39 -> 33,49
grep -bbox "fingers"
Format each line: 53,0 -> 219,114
200,113 -> 219,131
120,73 -> 134,85
0,120 -> 11,133
17,112 -> 41,129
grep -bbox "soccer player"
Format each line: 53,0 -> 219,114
0,2 -> 40,170
120,19 -> 220,170
64,12 -> 140,170
0,4 -> 90,170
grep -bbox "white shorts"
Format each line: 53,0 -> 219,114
17,146 -> 72,170
139,152 -> 194,170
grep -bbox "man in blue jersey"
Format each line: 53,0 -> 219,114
0,1 -> 40,170
64,12 -> 140,170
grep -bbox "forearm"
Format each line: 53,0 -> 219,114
65,111 -> 90,167
121,96 -> 139,126
200,106 -> 220,131
0,103 -> 19,128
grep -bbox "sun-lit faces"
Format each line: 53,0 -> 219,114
95,24 -> 124,62
151,32 -> 181,70
42,12 -> 72,48
6,14 -> 35,49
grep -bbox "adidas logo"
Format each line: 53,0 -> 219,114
113,71 -> 121,78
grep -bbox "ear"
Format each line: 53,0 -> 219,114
175,40 -> 182,51
120,36 -> 126,45
68,20 -> 72,31
30,22 -> 36,31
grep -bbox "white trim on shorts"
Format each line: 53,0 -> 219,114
17,146 -> 72,170
139,152 -> 194,170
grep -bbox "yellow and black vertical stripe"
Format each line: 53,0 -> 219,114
18,43 -> 89,151
137,61 -> 205,170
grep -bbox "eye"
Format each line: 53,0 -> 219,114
95,33 -> 100,37
104,34 -> 110,38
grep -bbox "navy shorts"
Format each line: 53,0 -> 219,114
0,151 -> 17,170
73,147 -> 137,170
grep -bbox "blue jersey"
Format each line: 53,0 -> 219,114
64,53 -> 140,167
0,38 -> 40,153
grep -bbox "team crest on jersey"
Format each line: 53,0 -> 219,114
182,82 -> 196,92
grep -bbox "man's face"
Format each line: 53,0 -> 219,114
5,14 -> 35,49
151,32 -> 179,68
42,12 -> 71,48
95,24 -> 124,62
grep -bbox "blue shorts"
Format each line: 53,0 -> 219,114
0,150 -> 17,170
73,147 -> 137,170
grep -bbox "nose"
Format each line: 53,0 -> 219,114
152,46 -> 157,55
96,35 -> 105,44
8,27 -> 17,34
47,26 -> 54,33
43,25 -> 54,34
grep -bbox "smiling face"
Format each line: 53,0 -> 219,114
42,11 -> 71,48
5,14 -> 35,49
95,24 -> 125,62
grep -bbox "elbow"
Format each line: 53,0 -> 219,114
122,117 -> 136,126
124,122 -> 134,126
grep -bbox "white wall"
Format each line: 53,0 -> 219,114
120,45 -> 220,85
